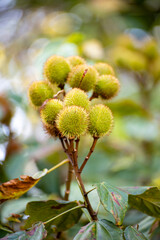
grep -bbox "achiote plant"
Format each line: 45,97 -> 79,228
28,55 -> 116,222
0,55 -> 160,240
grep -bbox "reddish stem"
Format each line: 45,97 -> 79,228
79,137 -> 99,173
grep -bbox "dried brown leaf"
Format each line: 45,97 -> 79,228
0,175 -> 39,204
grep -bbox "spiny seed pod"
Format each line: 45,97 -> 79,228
28,81 -> 53,108
44,55 -> 71,86
40,99 -> 63,128
67,64 -> 98,92
94,75 -> 120,100
64,88 -> 90,110
94,62 -> 115,76
56,106 -> 88,138
89,104 -> 113,137
67,56 -> 86,68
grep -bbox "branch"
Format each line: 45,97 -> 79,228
69,139 -> 98,221
59,135 -> 67,153
79,137 -> 99,173
63,139 -> 80,201
75,138 -> 80,159
59,136 -> 98,221
74,169 -> 98,220
89,92 -> 98,101
64,162 -> 73,201
57,138 -> 73,239
53,90 -> 65,99
69,138 -> 77,167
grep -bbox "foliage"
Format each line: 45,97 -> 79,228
0,1 -> 160,239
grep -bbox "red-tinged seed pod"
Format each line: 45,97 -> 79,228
67,64 -> 98,92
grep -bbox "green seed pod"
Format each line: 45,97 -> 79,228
40,99 -> 63,128
67,64 -> 98,92
116,34 -> 135,50
112,47 -> 147,71
94,62 -> 115,76
56,106 -> 88,138
28,81 -> 53,108
64,88 -> 90,110
44,55 -> 71,86
142,39 -> 158,59
94,75 -> 120,100
67,56 -> 86,68
89,104 -> 113,137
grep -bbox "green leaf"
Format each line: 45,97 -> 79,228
107,99 -> 150,118
1,197 -> 48,224
124,226 -> 148,240
25,200 -> 82,232
1,222 -> 47,240
138,216 -> 155,237
122,186 -> 151,195
95,182 -> 128,225
74,219 -> 123,240
128,187 -> 160,219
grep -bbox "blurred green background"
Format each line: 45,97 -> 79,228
0,0 -> 160,237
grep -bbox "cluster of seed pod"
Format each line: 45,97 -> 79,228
28,55 -> 120,139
